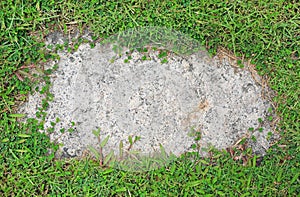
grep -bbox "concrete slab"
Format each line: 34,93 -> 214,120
18,27 -> 278,171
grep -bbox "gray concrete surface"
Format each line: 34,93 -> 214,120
18,29 -> 278,171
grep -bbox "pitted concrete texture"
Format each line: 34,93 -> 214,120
18,32 -> 277,161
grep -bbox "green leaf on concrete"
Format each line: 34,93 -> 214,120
100,135 -> 110,148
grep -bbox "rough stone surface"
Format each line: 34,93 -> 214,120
18,32 -> 278,162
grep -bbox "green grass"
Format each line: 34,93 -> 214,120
0,0 -> 299,196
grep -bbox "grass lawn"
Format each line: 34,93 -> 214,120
0,0 -> 299,196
